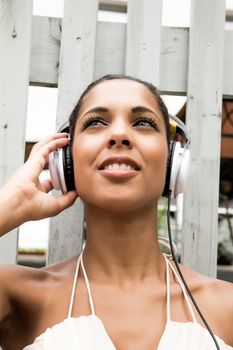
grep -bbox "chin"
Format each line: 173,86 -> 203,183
80,191 -> 159,214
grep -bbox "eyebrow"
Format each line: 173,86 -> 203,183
131,106 -> 162,120
82,105 -> 162,120
83,107 -> 109,118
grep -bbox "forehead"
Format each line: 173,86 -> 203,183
80,79 -> 161,113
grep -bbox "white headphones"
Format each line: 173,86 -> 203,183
49,115 -> 190,198
164,114 -> 191,198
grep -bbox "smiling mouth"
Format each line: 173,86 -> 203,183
98,158 -> 140,178
98,157 -> 141,172
103,163 -> 136,171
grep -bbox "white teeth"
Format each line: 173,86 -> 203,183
104,163 -> 135,170
113,164 -> 119,170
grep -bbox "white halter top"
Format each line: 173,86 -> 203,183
23,253 -> 232,350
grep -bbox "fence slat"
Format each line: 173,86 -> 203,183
30,16 -> 62,87
48,0 -> 99,264
182,0 -> 225,276
0,0 -> 32,264
125,0 -> 162,85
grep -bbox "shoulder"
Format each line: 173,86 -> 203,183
0,255 -> 78,297
0,257 -> 78,346
180,264 -> 233,346
0,264 -> 49,341
0,262 -> 56,294
0,256 -> 78,321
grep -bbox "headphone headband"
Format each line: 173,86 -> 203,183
58,122 -> 69,133
169,114 -> 190,145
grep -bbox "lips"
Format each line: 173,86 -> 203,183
98,156 -> 141,171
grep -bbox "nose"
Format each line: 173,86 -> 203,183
107,119 -> 133,149
108,139 -> 131,147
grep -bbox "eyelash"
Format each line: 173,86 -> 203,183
133,116 -> 158,130
81,115 -> 158,131
81,116 -> 107,130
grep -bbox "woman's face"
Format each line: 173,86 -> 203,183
72,79 -> 168,212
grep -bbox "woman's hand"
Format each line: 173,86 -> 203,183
0,134 -> 78,235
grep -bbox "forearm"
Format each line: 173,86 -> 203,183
0,187 -> 27,236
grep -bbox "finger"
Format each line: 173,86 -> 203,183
56,191 -> 78,212
30,133 -> 68,153
40,179 -> 54,193
40,137 -> 70,163
28,137 -> 70,173
29,135 -> 69,164
30,136 -> 69,157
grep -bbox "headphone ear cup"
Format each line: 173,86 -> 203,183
170,142 -> 182,198
49,147 -> 68,193
49,121 -> 75,194
163,115 -> 191,198
174,146 -> 191,197
162,141 -> 176,198
63,143 -> 75,192
49,142 -> 75,194
163,141 -> 190,198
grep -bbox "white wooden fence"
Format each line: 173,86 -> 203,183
0,0 -> 228,276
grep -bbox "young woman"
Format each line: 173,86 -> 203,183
0,75 -> 232,350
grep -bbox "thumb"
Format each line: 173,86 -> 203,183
57,191 -> 78,212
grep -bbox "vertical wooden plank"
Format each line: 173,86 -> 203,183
182,0 -> 225,276
48,0 -> 99,264
125,0 -> 162,86
0,0 -> 32,264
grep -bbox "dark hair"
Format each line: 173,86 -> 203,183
69,74 -> 170,146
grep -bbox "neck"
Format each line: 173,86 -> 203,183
82,204 -> 165,285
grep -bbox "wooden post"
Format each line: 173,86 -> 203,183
125,0 -> 162,86
0,0 -> 32,264
182,0 -> 225,276
48,0 -> 99,264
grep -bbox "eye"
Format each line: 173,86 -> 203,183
81,116 -> 107,130
133,117 -> 158,130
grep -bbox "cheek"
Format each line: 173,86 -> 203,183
143,140 -> 168,188
141,137 -> 168,169
71,134 -> 103,188
73,133 -> 103,161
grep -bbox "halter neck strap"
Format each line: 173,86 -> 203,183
164,255 -> 197,323
68,253 -> 82,318
68,251 -> 95,317
80,253 -> 95,315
